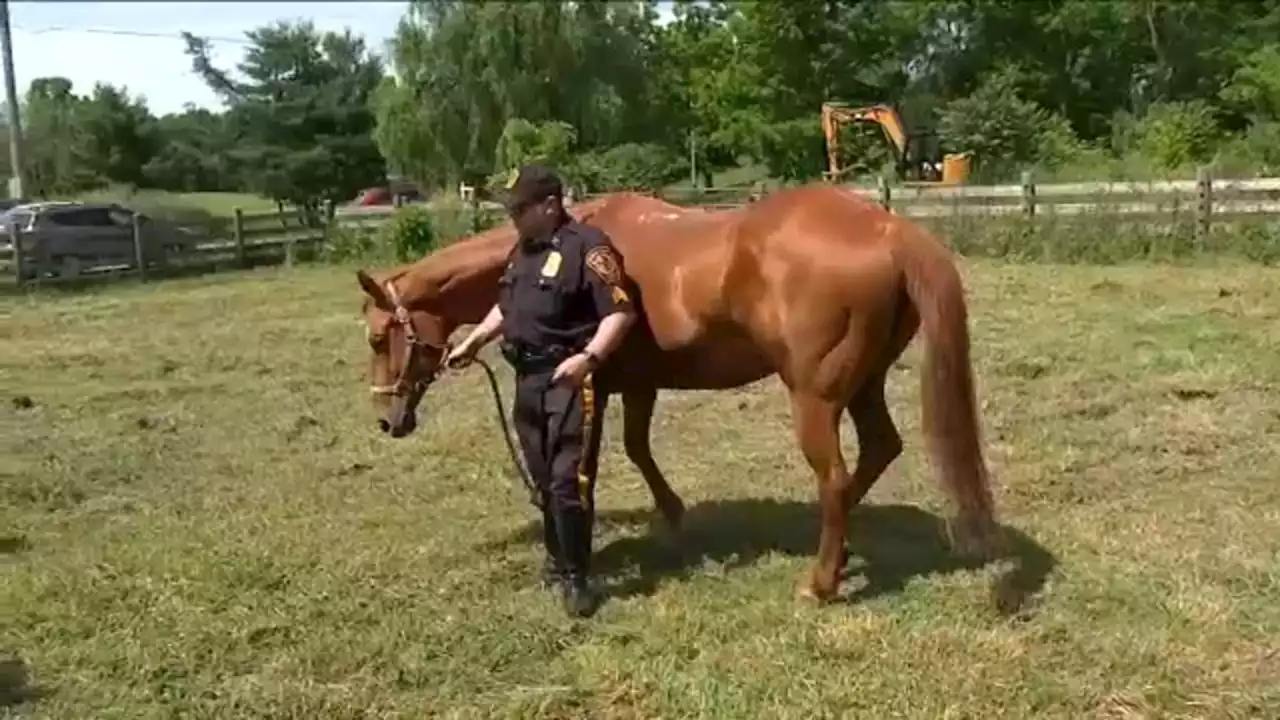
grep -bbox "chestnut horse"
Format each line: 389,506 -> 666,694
355,183 -> 1001,601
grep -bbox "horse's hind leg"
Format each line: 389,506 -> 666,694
845,369 -> 903,510
846,293 -> 916,510
621,388 -> 686,531
788,390 -> 851,602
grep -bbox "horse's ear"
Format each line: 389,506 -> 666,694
356,269 -> 390,307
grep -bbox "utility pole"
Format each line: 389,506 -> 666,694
688,130 -> 698,189
0,0 -> 24,199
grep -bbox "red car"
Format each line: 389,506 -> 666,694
352,183 -> 423,206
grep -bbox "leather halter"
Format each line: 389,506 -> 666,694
368,280 -> 450,397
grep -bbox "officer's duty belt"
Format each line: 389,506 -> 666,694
500,341 -> 578,374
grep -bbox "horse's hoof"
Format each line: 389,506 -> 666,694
663,503 -> 685,532
647,517 -> 676,546
653,501 -> 684,535
795,578 -> 837,605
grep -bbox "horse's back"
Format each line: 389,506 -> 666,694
589,195 -> 741,344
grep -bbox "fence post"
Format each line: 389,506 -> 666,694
469,191 -> 481,234
1020,169 -> 1037,218
233,208 -> 246,268
9,223 -> 23,288
281,206 -> 302,269
321,199 -> 334,253
877,176 -> 892,212
132,211 -> 147,282
1195,165 -> 1213,241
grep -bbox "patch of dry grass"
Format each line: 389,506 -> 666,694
2,260 -> 1279,718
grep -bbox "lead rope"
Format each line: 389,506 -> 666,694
470,355 -> 543,509
385,279 -> 539,507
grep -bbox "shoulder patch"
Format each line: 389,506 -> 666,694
584,245 -> 624,288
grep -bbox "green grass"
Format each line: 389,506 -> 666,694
3,261 -> 1280,717
70,188 -> 279,218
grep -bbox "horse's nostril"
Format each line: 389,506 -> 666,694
377,418 -> 391,433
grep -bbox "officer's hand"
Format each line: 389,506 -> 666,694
552,353 -> 592,386
444,341 -> 478,370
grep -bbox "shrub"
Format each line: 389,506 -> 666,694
375,205 -> 439,261
320,225 -> 387,264
1213,121 -> 1280,177
569,143 -> 689,193
326,200 -> 507,265
937,67 -> 1080,183
1128,101 -> 1222,171
488,118 -> 579,194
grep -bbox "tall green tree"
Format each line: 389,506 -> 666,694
77,83 -> 160,188
182,20 -> 387,216
142,106 -> 240,192
374,1 -> 666,189
22,77 -> 97,197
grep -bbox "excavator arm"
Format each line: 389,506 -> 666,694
822,102 -> 911,180
822,101 -> 964,184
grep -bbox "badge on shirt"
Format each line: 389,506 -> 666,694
541,251 -> 562,278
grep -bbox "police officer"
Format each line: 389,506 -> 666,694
445,164 -> 636,618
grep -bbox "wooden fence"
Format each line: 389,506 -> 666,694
602,170 -> 1280,229
4,168 -> 1279,287
1,205 -> 384,287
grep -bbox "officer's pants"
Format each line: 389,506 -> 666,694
512,369 -> 607,574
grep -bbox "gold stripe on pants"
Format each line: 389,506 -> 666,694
576,372 -> 596,505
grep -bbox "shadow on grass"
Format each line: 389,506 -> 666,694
486,500 -> 1056,617
0,534 -> 31,554
0,656 -> 52,709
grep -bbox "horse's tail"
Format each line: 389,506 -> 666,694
895,229 -> 1003,559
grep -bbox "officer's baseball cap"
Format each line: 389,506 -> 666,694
499,163 -> 564,212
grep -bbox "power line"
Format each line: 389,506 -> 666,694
11,24 -> 251,45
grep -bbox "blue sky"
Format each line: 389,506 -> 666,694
6,1 -> 676,116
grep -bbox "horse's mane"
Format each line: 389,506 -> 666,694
376,194 -> 636,303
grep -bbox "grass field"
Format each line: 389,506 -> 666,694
3,260 -> 1279,718
68,189 -> 280,218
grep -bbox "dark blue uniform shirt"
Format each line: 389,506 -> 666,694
498,220 -> 632,353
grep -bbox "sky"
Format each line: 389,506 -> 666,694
6,1 -> 677,117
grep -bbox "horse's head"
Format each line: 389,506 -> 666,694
352,194 -> 626,438
356,269 -> 454,438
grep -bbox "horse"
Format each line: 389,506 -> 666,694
354,183 -> 1003,602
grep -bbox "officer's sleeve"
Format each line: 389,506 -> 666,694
581,232 -> 634,317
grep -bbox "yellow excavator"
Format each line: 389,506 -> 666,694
821,101 -> 973,185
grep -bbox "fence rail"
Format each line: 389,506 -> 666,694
4,167 -> 1279,287
1,206 -> 332,286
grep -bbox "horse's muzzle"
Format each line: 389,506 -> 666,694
379,409 -> 417,438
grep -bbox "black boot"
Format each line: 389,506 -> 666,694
555,504 -> 600,618
539,503 -> 565,590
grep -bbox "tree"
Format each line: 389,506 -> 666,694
21,77 -> 97,197
375,1 -> 668,190
142,107 -> 240,192
182,20 -> 387,217
77,83 -> 160,188
491,118 -> 577,184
